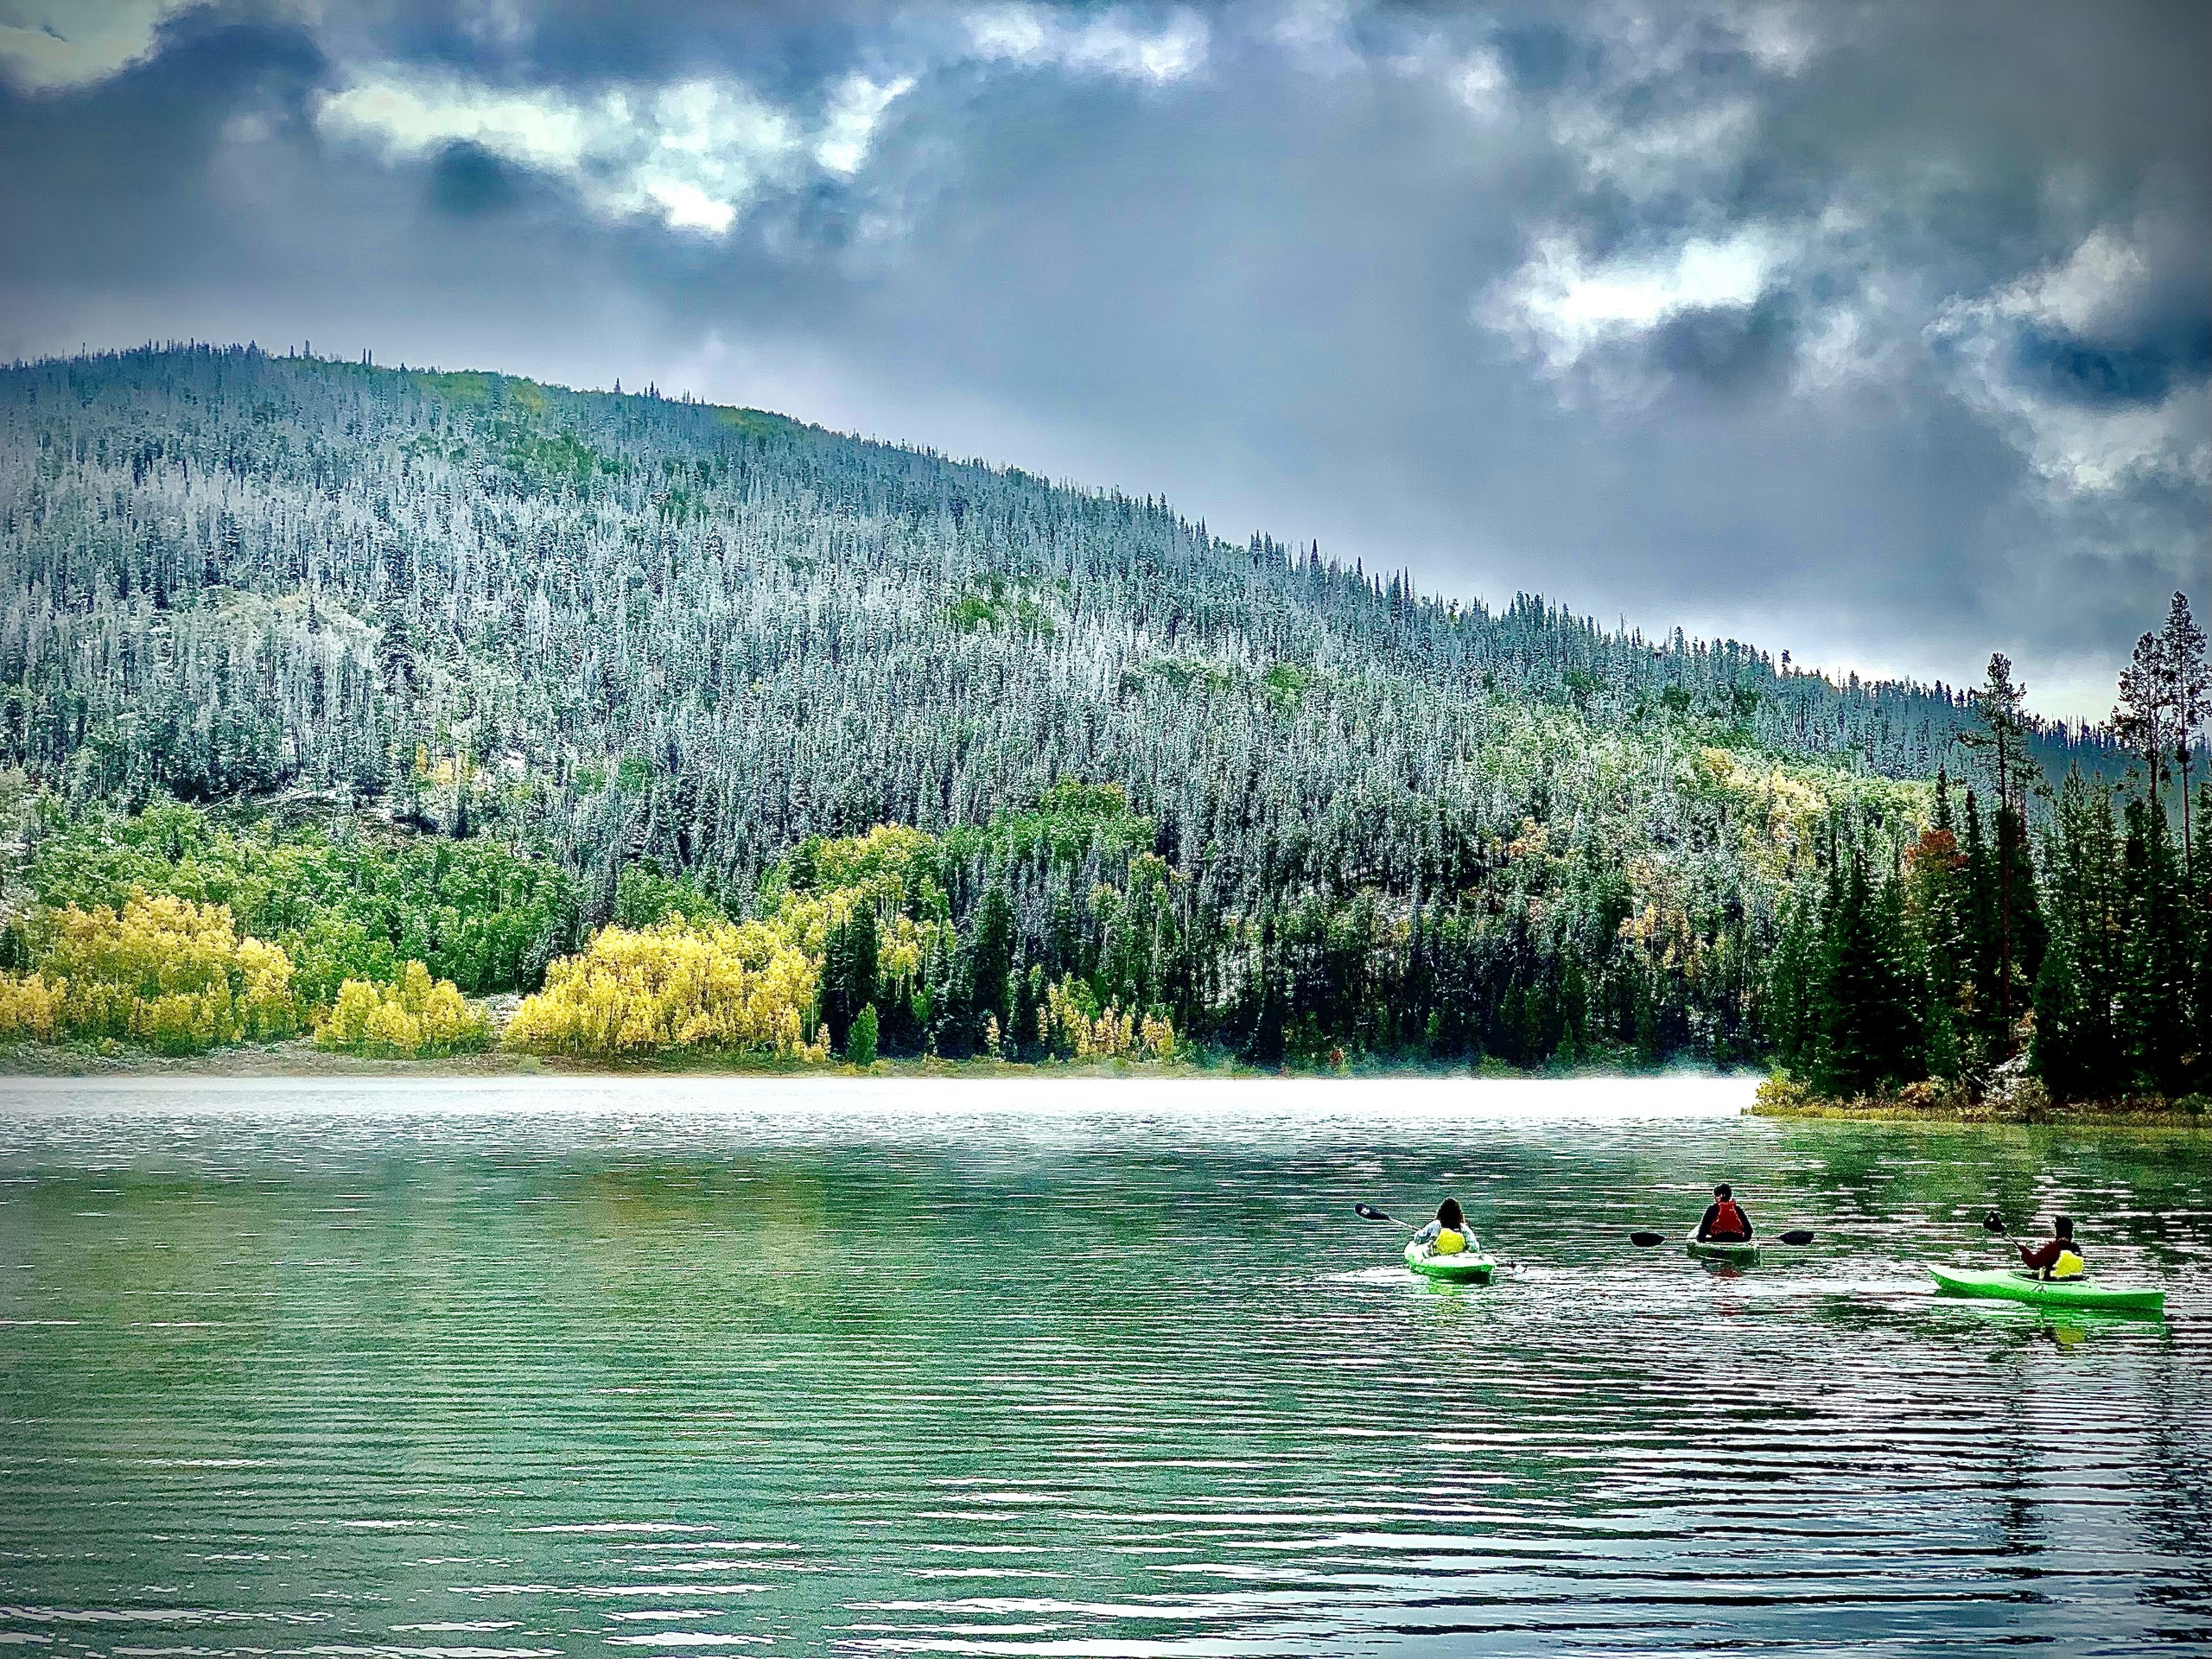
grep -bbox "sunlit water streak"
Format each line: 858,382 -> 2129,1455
0,1076 -> 2206,1656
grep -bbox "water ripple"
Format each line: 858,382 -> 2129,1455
0,1077 -> 2206,1656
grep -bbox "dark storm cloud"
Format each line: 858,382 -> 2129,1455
426,139 -> 521,215
1653,296 -> 1796,396
0,0 -> 2204,715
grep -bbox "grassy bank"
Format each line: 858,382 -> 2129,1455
0,1038 -> 1211,1081
0,1038 -> 1744,1085
1751,1072 -> 2212,1129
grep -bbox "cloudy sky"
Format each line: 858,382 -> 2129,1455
1,0 -> 2204,715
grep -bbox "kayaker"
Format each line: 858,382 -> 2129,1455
1410,1198 -> 1472,1256
2018,1217 -> 2085,1281
1695,1184 -> 1754,1243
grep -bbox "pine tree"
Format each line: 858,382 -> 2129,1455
1904,768 -> 1969,1078
2158,594 -> 2209,880
1812,853 -> 1923,1096
2025,779 -> 2132,1106
2113,627 -> 2172,823
2030,772 -> 2127,1100
964,886 -> 1014,1047
818,905 -> 879,1053
1764,887 -> 1822,1071
1957,789 -> 2004,1066
1996,795 -> 2046,994
2194,780 -> 2212,1091
2120,796 -> 2190,1095
1960,653 -> 2035,1058
2031,933 -> 2092,1101
1011,961 -> 1043,1060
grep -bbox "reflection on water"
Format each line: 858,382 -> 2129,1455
0,1076 -> 2207,1656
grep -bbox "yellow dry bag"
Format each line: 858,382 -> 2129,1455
1434,1229 -> 1466,1255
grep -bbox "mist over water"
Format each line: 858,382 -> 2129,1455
1,1077 -> 2207,1656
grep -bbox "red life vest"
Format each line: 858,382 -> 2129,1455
1709,1199 -> 1747,1238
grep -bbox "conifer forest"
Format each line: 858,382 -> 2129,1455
0,346 -> 2202,1100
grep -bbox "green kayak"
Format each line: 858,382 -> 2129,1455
1928,1263 -> 2164,1313
1405,1241 -> 1496,1284
1686,1239 -> 1760,1266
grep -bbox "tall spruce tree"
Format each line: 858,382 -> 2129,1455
1957,789 -> 2006,1067
1813,853 -> 1923,1096
2120,797 -> 2191,1095
1961,654 -> 2036,1058
1904,769 -> 1970,1079
1764,888 -> 1823,1073
964,886 -> 1015,1049
2195,779 -> 2212,1090
2159,594 -> 2209,880
818,905 -> 880,1053
2113,627 -> 2172,823
2031,773 -> 2127,1101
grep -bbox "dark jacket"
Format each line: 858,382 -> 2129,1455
2018,1237 -> 2079,1272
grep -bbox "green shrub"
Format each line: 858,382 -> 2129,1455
847,1002 -> 879,1067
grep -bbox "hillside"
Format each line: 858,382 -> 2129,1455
0,345 -> 2152,1073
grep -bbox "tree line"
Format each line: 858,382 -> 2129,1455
0,346 -> 2190,1090
1770,608 -> 2211,1104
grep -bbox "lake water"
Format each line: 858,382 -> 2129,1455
1,1076 -> 2207,1657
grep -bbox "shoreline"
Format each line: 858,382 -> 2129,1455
0,1039 -> 1762,1086
0,1067 -> 1762,1126
5,1046 -> 2198,1129
1750,1072 -> 2209,1130
1749,1098 -> 2209,1130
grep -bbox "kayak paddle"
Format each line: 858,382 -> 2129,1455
1982,1210 -> 2009,1237
1630,1229 -> 1816,1247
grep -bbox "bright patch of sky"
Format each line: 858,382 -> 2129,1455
0,0 -> 195,89
963,3 -> 1208,85
316,69 -> 910,235
1492,230 -> 1785,378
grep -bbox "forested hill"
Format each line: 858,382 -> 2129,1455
0,344 -> 2149,1071
3,346 -> 2111,836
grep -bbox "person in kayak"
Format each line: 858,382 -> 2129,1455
1411,1198 -> 1472,1256
2018,1216 -> 2085,1280
1695,1184 -> 1754,1243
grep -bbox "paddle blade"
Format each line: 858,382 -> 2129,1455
1777,1229 -> 1815,1246
1629,1230 -> 1666,1248
1354,1204 -> 1397,1223
1982,1210 -> 2007,1235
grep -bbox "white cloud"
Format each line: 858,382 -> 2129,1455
964,4 -> 1208,85
1448,49 -> 1510,118
1551,95 -> 1761,200
1268,0 -> 1367,76
1467,5 -> 1811,197
316,67 -> 914,237
816,73 -> 915,176
0,0 -> 197,89
321,73 -> 599,174
1929,228 -> 2211,495
1993,226 -> 2144,336
460,0 -> 530,53
1490,229 -> 1786,376
1738,3 -> 1815,75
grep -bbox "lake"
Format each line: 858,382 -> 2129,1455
1,1075 -> 2206,1656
